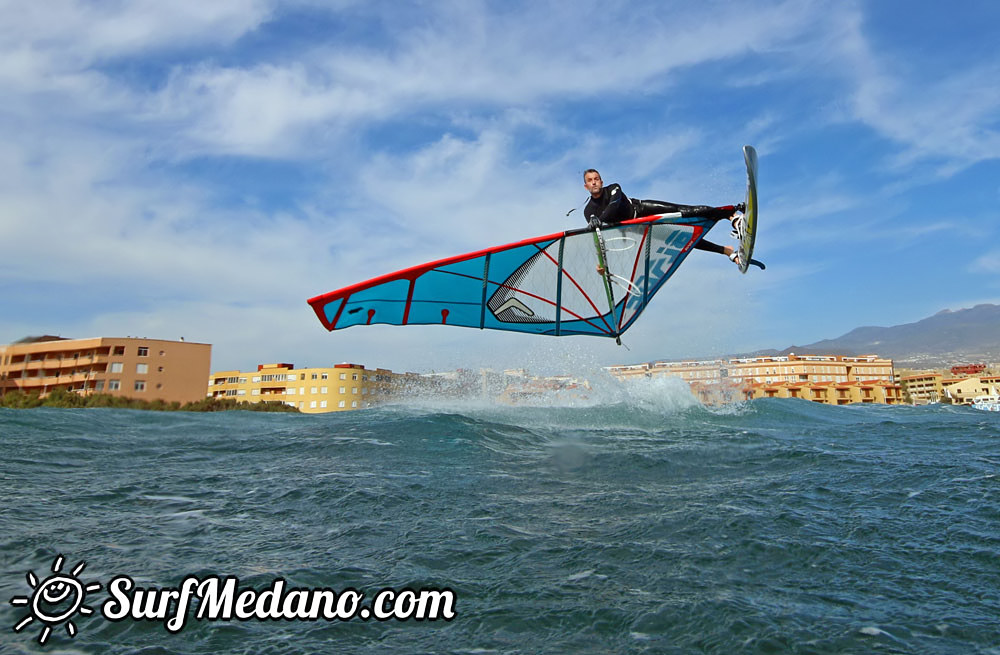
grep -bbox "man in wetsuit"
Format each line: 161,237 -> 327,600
582,168 -> 743,263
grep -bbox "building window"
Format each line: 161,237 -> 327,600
340,387 -> 346,394
352,374 -> 358,381
159,351 -> 165,356
340,373 -> 346,380
158,366 -> 164,373
134,381 -> 146,392
311,373 -> 318,380
113,346 -> 125,355
321,373 -> 328,380
110,362 -> 123,373
338,401 -> 345,408
137,347 -> 149,356
310,401 -> 317,408
237,390 -> 246,396
286,388 -> 295,395
351,401 -> 358,408
320,401 -> 328,408
108,380 -> 120,391
311,387 -> 318,394
352,387 -> 358,394
321,387 -> 328,394
137,363 -> 148,374
287,374 -> 297,381
252,389 -> 260,395
95,381 -> 104,391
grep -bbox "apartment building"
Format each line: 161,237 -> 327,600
608,353 -> 900,405
609,354 -> 895,384
0,336 -> 211,404
725,354 -> 895,384
749,379 -> 904,405
899,372 -> 945,404
942,375 -> 1000,405
898,370 -> 1000,405
207,362 -> 401,413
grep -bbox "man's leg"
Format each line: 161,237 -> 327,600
633,199 -> 713,217
694,239 -> 727,255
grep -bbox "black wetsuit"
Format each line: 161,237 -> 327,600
584,183 -> 633,225
583,187 -> 728,255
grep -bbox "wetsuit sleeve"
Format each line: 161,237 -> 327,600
583,198 -> 599,225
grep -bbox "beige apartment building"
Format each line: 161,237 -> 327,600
750,379 -> 904,405
0,336 -> 211,404
898,371 -> 1000,405
608,354 -> 901,406
899,372 -> 945,404
207,362 -> 402,413
609,354 -> 895,384
942,375 -> 1000,405
724,354 -> 895,384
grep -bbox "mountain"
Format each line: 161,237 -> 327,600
757,304 -> 1000,367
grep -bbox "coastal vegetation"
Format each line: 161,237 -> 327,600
0,389 -> 300,413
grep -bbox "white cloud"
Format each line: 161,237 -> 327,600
0,0 -> 272,65
134,0 -> 823,157
816,5 -> 1000,173
970,250 -> 1000,275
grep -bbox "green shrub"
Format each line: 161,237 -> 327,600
0,390 -> 299,413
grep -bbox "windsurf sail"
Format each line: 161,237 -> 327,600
308,207 -> 736,340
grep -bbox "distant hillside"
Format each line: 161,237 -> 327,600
757,304 -> 1000,366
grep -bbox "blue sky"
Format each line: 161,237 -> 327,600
2,0 -> 999,374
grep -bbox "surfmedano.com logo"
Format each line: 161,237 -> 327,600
10,554 -> 456,645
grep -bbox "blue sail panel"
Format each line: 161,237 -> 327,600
308,213 -> 721,339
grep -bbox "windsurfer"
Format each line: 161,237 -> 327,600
583,168 -> 743,264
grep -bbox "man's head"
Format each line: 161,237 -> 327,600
583,169 -> 603,198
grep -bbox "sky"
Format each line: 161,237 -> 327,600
2,0 -> 999,374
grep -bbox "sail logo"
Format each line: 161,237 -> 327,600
624,228 -> 691,316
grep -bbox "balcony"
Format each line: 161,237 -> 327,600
12,377 -> 46,389
55,372 -> 95,385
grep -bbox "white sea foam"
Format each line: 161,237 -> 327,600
860,626 -> 893,638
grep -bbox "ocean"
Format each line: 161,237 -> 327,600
2,380 -> 998,654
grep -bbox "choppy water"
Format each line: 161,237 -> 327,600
1,383 -> 998,654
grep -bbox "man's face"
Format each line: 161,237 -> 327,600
584,171 -> 603,198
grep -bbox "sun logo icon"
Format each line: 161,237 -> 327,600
10,554 -> 102,644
